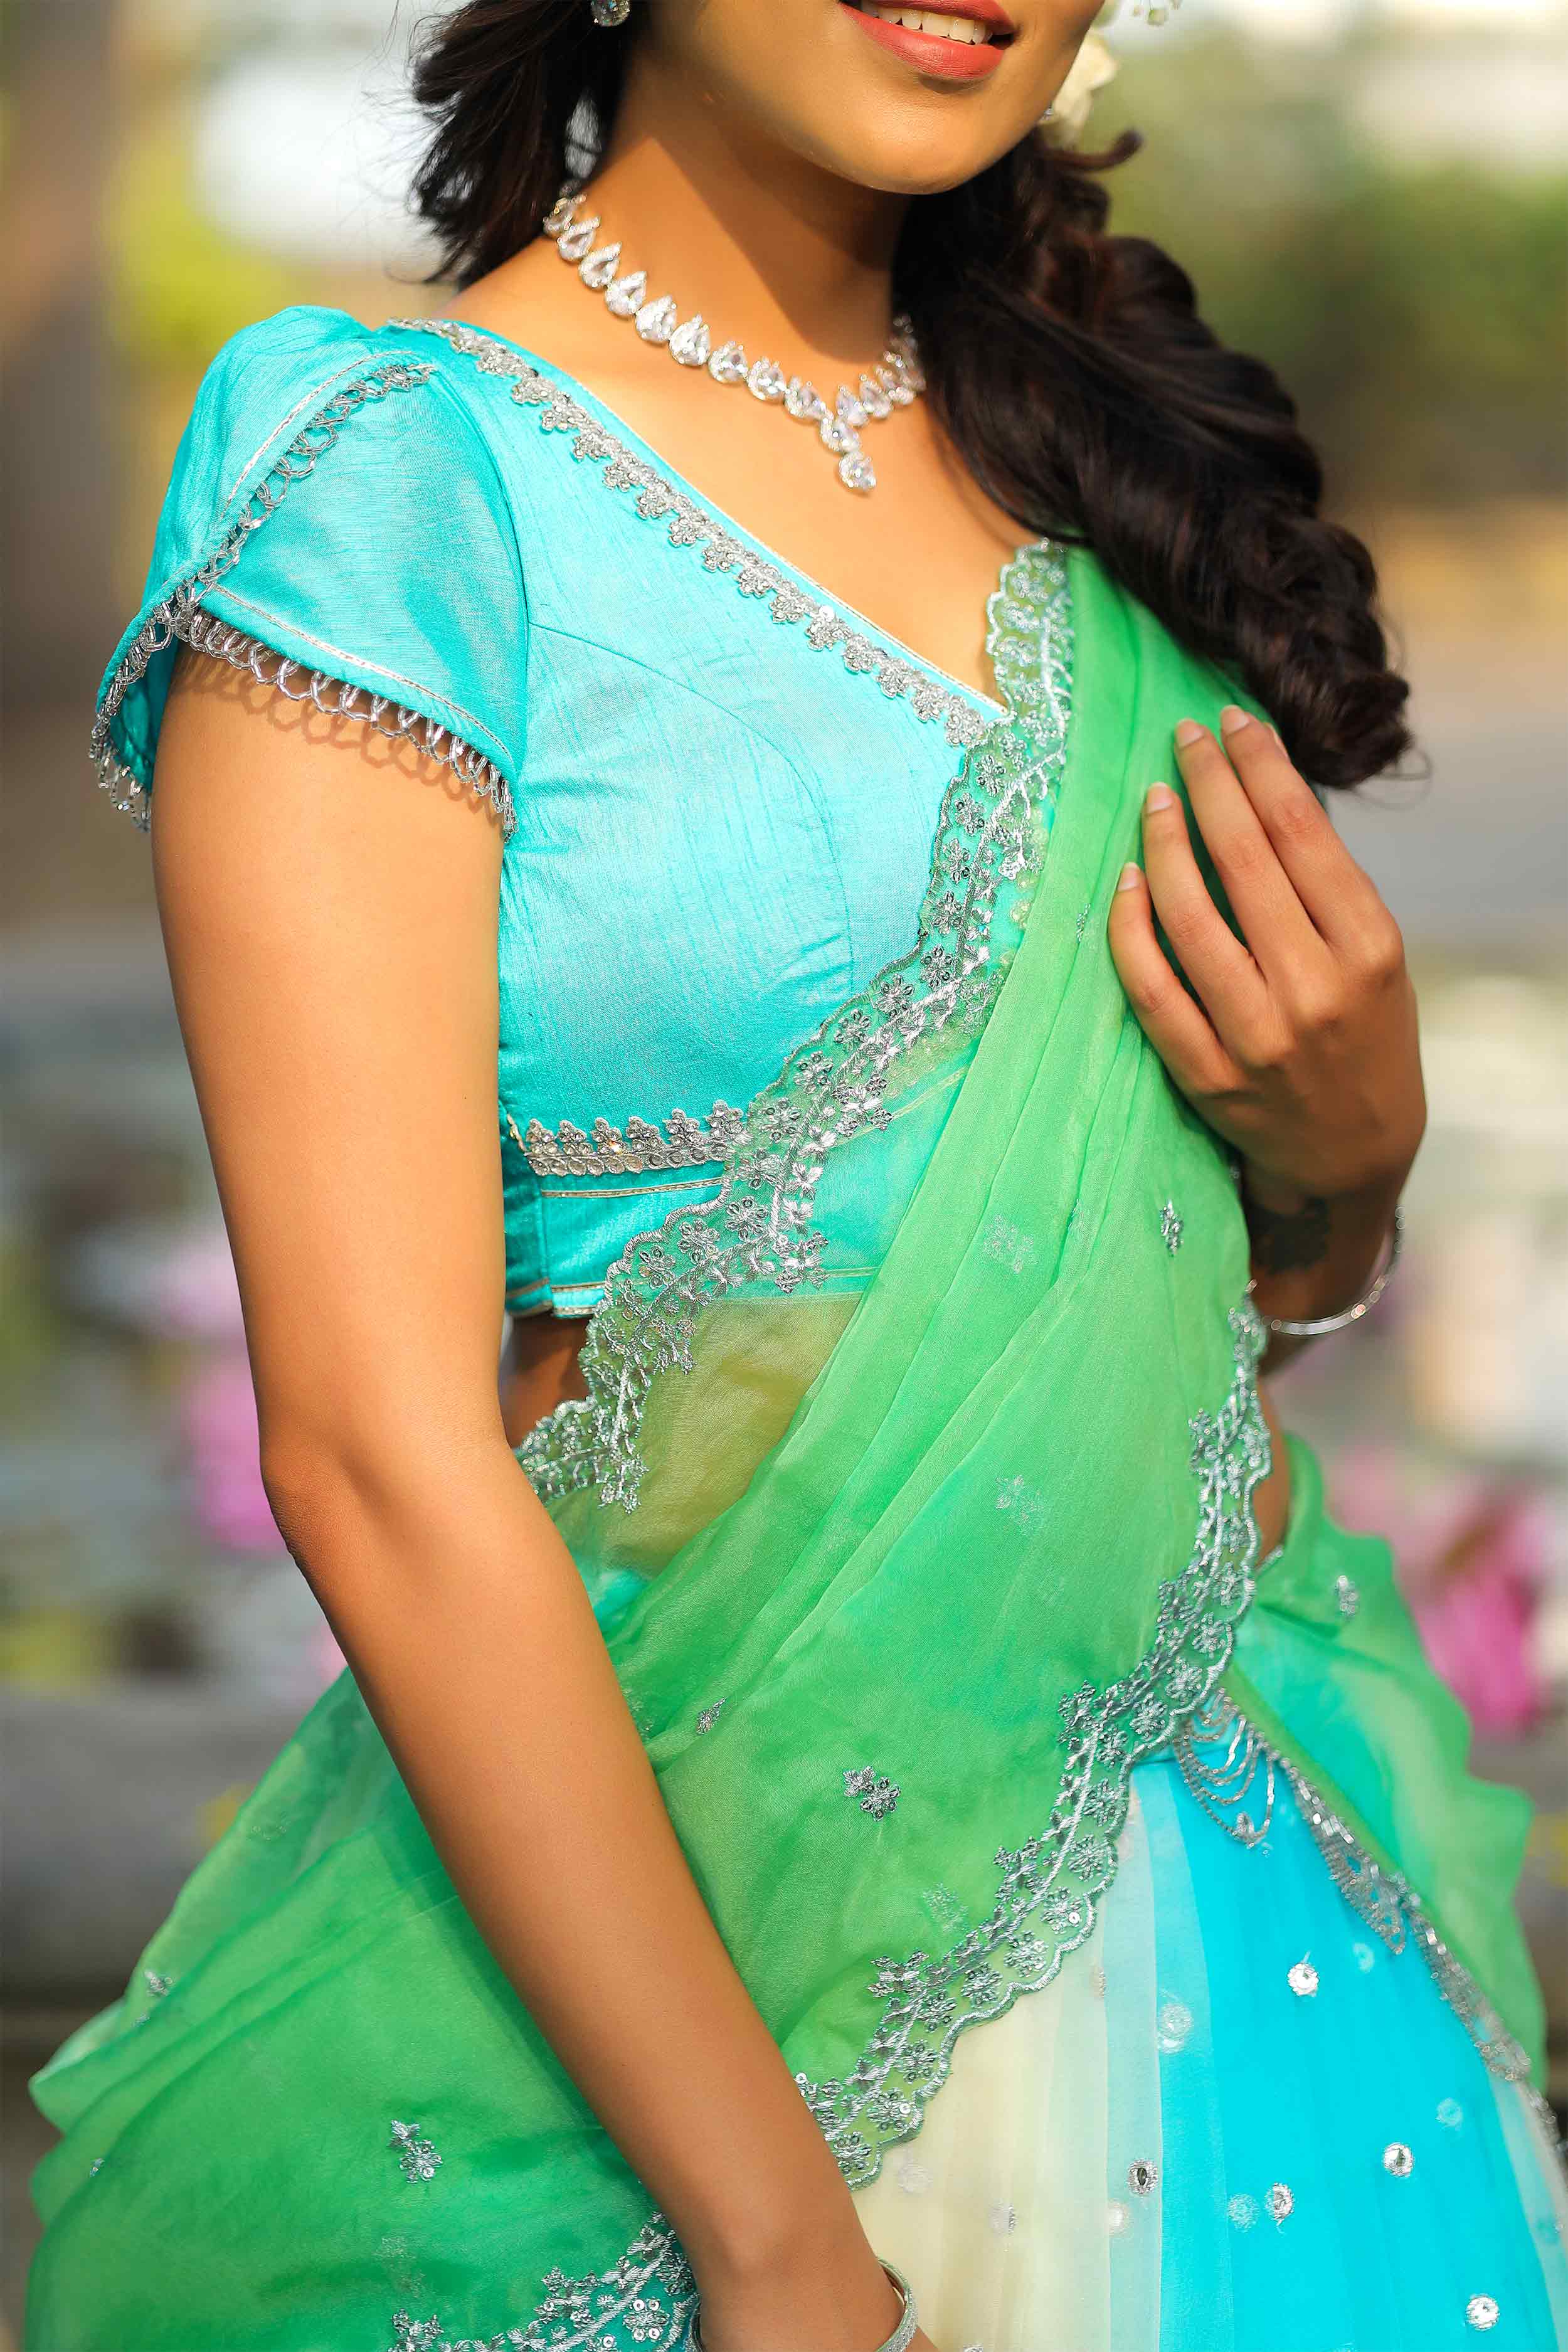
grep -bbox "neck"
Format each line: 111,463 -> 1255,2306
591,45 -> 909,371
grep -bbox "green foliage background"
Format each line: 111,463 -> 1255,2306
1093,29 -> 1567,504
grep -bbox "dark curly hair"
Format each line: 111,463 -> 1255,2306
410,1 -> 1411,788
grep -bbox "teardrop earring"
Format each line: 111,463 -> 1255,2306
590,0 -> 630,24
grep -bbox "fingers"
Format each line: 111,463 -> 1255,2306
1199,706 -> 1398,963
1107,859 -> 1243,1105
1170,716 -> 1324,985
1137,780 -> 1269,1036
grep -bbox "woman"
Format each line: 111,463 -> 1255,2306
27,3 -> 1567,2347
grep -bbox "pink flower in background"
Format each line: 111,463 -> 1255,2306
1331,1444 -> 1551,1738
179,1355 -> 280,1554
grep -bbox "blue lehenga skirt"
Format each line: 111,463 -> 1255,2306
851,1730 -> 1568,2351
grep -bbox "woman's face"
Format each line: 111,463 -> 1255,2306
638,0 -> 1106,196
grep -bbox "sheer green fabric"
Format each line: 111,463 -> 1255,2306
28,543 -> 1542,2352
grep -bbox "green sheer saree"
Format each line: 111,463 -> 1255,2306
28,538 -> 1544,2352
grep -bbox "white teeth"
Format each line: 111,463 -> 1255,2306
859,4 -> 995,44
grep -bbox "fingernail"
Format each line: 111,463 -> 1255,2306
1173,718 -> 1205,748
1145,783 -> 1175,813
1116,861 -> 1142,892
1219,705 -> 1253,736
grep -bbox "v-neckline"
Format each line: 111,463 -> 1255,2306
401,310 -> 1016,723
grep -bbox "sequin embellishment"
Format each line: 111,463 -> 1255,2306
1383,2141 -> 1414,2178
510,1102 -> 743,1179
510,541 -> 1072,1514
1157,1998 -> 1194,2052
995,1473 -> 1046,1535
389,2120 -> 442,2183
1288,1958 -> 1319,1998
1466,2296 -> 1500,2332
694,1701 -> 726,1735
844,1765 -> 900,1819
1161,1199 -> 1185,1254
87,359 -> 522,839
388,317 -> 998,753
1269,2183 -> 1295,2224
983,1214 -> 1037,1276
1334,1573 -> 1360,1619
1128,2158 -> 1159,2196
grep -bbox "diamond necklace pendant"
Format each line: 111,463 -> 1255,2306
544,186 -> 919,494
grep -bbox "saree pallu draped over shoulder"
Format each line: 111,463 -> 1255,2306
27,543 -> 1546,2352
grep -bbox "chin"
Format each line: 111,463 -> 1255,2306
671,0 -> 1076,198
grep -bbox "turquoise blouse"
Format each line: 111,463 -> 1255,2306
97,305 -> 1014,1318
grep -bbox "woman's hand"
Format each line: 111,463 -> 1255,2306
1108,704 -> 1425,1332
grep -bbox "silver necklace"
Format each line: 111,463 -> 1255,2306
543,188 -> 923,494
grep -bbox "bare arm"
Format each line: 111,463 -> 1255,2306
151,649 -> 923,2352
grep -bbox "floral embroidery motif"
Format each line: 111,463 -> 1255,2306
1227,2193 -> 1259,2232
895,2154 -> 933,2194
386,2218 -> 697,2350
511,541 -> 1072,1512
788,1311 -> 1272,2191
988,2201 -> 1019,2235
389,2120 -> 442,2183
144,1969 -> 173,2000
389,317 -> 998,753
995,1473 -> 1046,1535
1269,2183 -> 1295,2225
694,1701 -> 726,1735
844,1766 -> 900,1820
1382,2141 -> 1414,2178
982,1214 -> 1037,1276
88,359 -> 522,837
510,1103 -> 743,1180
1334,1573 -> 1360,1619
1156,1997 -> 1194,2053
1160,1200 -> 1185,1254
1128,2158 -> 1159,2196
1466,2296 -> 1500,2333
1287,1958 -> 1319,1998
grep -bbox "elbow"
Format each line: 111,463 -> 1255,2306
257,1407 -> 502,1572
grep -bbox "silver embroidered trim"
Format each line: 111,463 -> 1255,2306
89,356 -> 516,843
508,1101 -> 743,1179
382,1306 -> 1272,2348
791,1305 -> 1272,2188
384,2217 -> 696,2351
513,539 -> 1071,1511
1177,1691 -> 1558,2141
1171,1690 -> 1276,1845
385,315 -> 998,752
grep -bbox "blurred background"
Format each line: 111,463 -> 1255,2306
2,0 -> 1565,2332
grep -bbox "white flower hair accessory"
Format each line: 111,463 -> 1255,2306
1047,31 -> 1119,141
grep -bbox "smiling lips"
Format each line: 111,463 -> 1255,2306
840,1 -> 1015,82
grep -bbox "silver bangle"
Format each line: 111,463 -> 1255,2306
1251,1205 -> 1404,1338
691,2257 -> 917,2352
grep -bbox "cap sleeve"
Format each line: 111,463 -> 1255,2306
93,305 -> 526,840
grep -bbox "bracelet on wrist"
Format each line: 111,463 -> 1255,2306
691,2255 -> 917,2352
1249,1205 -> 1404,1338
